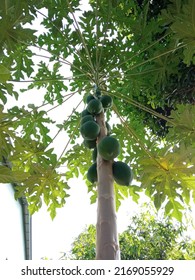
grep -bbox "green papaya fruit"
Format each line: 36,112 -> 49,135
97,136 -> 120,160
80,115 -> 94,126
81,109 -> 91,117
106,122 -> 111,135
87,99 -> 103,115
86,94 -> 95,104
83,139 -> 97,149
100,95 -> 113,109
112,161 -> 133,186
87,162 -> 97,183
92,147 -> 97,162
80,121 -> 100,140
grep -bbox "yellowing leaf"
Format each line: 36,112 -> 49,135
0,65 -> 10,82
159,158 -> 169,171
0,166 -> 14,183
165,200 -> 184,222
139,144 -> 195,221
167,105 -> 195,149
0,166 -> 29,183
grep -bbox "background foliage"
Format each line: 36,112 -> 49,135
65,204 -> 195,260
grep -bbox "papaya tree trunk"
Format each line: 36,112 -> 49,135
95,111 -> 120,260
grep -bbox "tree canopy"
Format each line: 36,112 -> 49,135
0,0 -> 195,219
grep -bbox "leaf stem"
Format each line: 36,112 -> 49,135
9,74 -> 90,83
100,32 -> 168,81
113,104 -> 167,170
66,0 -> 96,76
104,89 -> 175,125
7,33 -> 93,82
54,100 -> 83,168
45,97 -> 83,151
95,0 -> 99,84
0,87 -> 91,128
97,1 -> 112,80
34,8 -> 94,74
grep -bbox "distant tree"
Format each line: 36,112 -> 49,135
70,225 -> 96,260
68,206 -> 195,260
119,213 -> 195,260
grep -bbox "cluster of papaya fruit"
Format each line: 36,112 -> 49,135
80,89 -> 133,187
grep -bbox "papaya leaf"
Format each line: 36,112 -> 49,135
0,64 -> 10,82
165,200 -> 184,223
0,82 -> 18,104
14,168 -> 70,218
153,192 -> 166,211
114,184 -> 124,212
167,104 -> 195,147
61,144 -> 92,180
11,47 -> 34,80
168,1 -> 195,65
0,166 -> 29,183
25,61 -> 68,104
90,190 -> 97,205
114,182 -> 140,212
139,144 -> 195,220
128,185 -> 141,204
8,105 -> 54,146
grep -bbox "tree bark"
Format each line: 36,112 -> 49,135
95,111 -> 120,260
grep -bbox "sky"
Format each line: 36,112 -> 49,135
4,0 -> 195,260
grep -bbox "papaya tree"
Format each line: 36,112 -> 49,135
0,0 -> 195,260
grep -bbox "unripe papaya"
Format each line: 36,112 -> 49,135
100,95 -> 113,109
106,122 -> 111,135
95,88 -> 101,98
97,136 -> 120,160
80,121 -> 100,140
80,115 -> 94,126
87,99 -> 103,115
83,139 -> 97,149
112,161 -> 133,186
81,109 -> 91,117
92,147 -> 97,162
87,162 -> 97,183
86,94 -> 95,104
